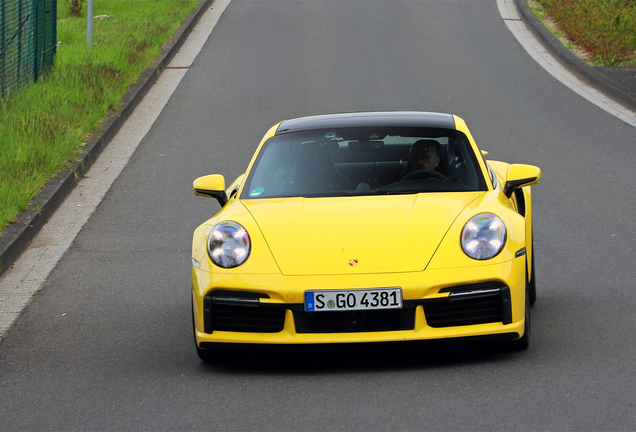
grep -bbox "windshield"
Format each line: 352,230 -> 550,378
241,126 -> 487,199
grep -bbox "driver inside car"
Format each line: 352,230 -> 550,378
400,139 -> 441,178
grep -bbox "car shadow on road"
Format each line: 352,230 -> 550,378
198,339 -> 522,374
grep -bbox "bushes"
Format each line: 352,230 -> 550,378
538,0 -> 636,65
66,0 -> 86,16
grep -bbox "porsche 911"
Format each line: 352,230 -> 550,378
191,112 -> 540,362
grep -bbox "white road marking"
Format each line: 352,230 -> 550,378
497,0 -> 636,129
0,0 -> 232,340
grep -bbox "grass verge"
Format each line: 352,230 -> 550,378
0,0 -> 199,230
534,0 -> 636,66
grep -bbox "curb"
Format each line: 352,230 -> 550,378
0,0 -> 213,278
515,0 -> 636,113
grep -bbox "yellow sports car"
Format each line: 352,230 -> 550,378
191,112 -> 540,362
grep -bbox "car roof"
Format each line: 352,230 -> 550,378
276,112 -> 456,135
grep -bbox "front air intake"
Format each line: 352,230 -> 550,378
203,291 -> 286,333
423,284 -> 511,327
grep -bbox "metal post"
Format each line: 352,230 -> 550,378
87,0 -> 93,51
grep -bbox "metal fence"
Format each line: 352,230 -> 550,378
1,0 -> 56,98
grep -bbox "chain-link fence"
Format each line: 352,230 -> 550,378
1,0 -> 56,98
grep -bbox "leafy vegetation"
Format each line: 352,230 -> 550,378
536,0 -> 636,66
0,0 -> 199,229
66,0 -> 87,16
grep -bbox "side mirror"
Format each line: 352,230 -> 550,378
504,164 -> 541,198
193,174 -> 228,207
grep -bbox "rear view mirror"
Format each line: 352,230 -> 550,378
348,141 -> 385,151
504,164 -> 541,198
193,174 -> 228,206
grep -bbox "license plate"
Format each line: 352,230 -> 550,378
304,288 -> 402,312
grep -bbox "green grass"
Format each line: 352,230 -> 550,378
0,0 -> 199,230
536,0 -> 636,66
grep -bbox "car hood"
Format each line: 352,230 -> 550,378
243,192 -> 484,275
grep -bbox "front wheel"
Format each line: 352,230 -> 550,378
509,269 -> 531,351
196,343 -> 219,363
192,303 -> 220,363
528,246 -> 536,307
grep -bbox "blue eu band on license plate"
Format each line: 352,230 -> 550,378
304,288 -> 402,312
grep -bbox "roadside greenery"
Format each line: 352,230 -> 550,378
535,0 -> 636,66
66,0 -> 87,16
0,0 -> 199,230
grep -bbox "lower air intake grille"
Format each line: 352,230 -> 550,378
204,291 -> 285,333
423,290 -> 504,328
211,304 -> 286,333
293,308 -> 415,333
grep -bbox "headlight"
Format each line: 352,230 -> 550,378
207,221 -> 251,268
461,213 -> 506,260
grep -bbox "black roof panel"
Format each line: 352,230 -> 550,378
276,112 -> 456,135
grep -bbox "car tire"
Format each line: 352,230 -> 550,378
192,303 -> 219,363
196,343 -> 218,363
510,270 -> 531,351
528,246 -> 536,307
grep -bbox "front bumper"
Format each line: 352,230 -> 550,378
192,257 -> 526,345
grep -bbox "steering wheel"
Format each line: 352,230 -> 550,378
400,169 -> 448,182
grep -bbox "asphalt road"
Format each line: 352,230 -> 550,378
2,0 -> 636,430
